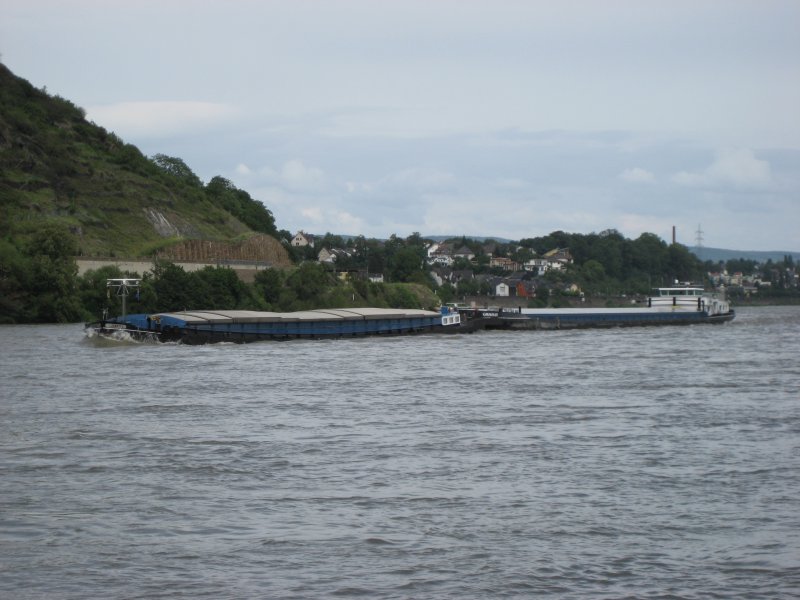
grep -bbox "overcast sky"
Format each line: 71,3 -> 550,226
2,0 -> 798,251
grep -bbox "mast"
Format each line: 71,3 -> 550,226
106,278 -> 141,319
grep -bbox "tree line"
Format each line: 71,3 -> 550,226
0,225 -> 430,324
294,229 -> 708,297
2,224 -> 796,324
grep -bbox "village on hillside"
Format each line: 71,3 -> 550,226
290,231 -> 798,303
292,231 -> 578,299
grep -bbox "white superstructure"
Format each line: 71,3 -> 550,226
649,286 -> 731,316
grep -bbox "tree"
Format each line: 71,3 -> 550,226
667,244 -> 701,283
151,154 -> 202,187
253,268 -> 286,307
318,233 -> 346,249
593,230 -> 624,280
725,258 -> 758,276
581,259 -> 606,283
437,282 -> 456,304
78,264 -> 124,319
23,225 -> 83,322
151,260 -> 198,311
0,238 -> 29,323
195,266 -> 248,309
205,176 -> 277,235
389,246 -> 425,282
366,241 -> 386,274
456,278 -> 480,297
405,232 -> 425,248
386,284 -> 420,308
285,262 -> 331,305
631,233 -> 667,277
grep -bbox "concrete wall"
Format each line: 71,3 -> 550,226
75,259 -> 273,283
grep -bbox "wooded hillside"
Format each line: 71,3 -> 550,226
0,62 -> 286,262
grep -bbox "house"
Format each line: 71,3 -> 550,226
291,231 -> 315,248
426,242 -> 447,258
482,242 -> 498,257
427,243 -> 454,266
489,256 -> 520,271
516,280 -> 536,298
431,267 -> 476,287
318,247 -> 352,264
488,272 -> 536,298
453,246 -> 475,261
543,248 -> 573,270
507,273 -> 536,298
523,258 -> 549,275
494,280 -> 511,297
430,253 -> 454,267
430,267 -> 452,286
451,269 -> 474,284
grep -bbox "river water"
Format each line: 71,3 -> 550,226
1,306 -> 798,599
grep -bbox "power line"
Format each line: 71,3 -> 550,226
695,224 -> 704,249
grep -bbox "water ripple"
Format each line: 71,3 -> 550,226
0,308 -> 799,598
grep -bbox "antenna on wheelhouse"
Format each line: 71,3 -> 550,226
107,278 -> 141,319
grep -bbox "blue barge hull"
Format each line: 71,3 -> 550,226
92,307 -> 458,344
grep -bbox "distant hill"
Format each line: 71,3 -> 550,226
0,62 -> 290,265
425,235 -> 514,244
691,247 -> 800,264
317,234 -> 514,244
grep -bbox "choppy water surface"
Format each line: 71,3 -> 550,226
1,306 -> 799,599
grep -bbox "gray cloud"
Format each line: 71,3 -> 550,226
2,0 -> 798,250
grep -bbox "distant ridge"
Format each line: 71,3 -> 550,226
320,233 -> 797,263
691,247 -> 800,264
425,235 -> 514,244
312,234 -> 514,244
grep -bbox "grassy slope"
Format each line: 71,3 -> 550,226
0,63 -> 262,257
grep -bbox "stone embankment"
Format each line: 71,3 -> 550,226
76,233 -> 292,282
75,258 -> 275,282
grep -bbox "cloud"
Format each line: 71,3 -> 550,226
280,160 -> 327,192
228,129 -> 797,250
382,167 -> 456,191
345,181 -> 374,194
245,160 -> 328,193
620,167 -> 655,183
330,210 -> 365,231
86,101 -> 237,138
300,207 -> 323,223
296,207 -> 365,233
672,148 -> 771,188
618,214 -> 674,241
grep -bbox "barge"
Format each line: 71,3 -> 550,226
85,281 -> 733,344
459,286 -> 735,330
87,305 -> 464,344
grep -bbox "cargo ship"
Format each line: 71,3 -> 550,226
459,286 -> 735,330
85,280 -> 733,344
